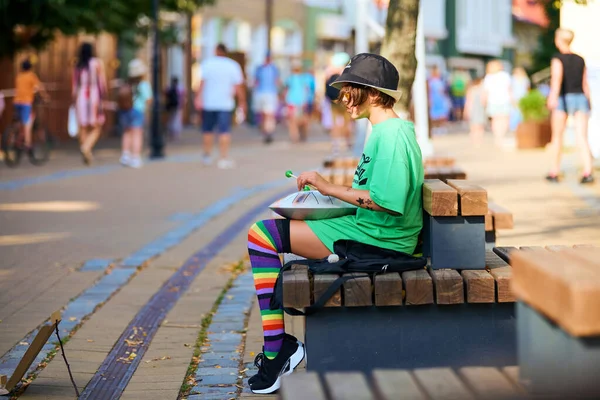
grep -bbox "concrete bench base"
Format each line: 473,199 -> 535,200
305,304 -> 516,374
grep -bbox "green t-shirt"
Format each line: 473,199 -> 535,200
306,118 -> 424,254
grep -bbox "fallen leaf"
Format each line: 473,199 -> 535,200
125,339 -> 143,347
128,352 -> 137,360
226,295 -> 234,300
215,365 -> 222,369
19,342 -> 29,346
69,317 -> 77,321
184,343 -> 191,347
87,339 -> 94,343
240,368 -> 248,373
250,352 -> 255,357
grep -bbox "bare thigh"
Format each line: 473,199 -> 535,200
289,220 -> 331,259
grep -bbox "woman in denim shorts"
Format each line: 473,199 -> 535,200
546,28 -> 593,184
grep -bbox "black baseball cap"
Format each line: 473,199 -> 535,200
330,53 -> 401,101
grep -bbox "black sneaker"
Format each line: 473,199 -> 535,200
264,134 -> 273,144
248,334 -> 302,386
249,335 -> 305,394
581,175 -> 594,184
545,174 -> 559,183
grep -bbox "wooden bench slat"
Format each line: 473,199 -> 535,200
343,273 -> 372,307
413,368 -> 476,400
488,202 -> 514,229
446,180 -> 488,216
511,249 -> 600,336
313,274 -> 342,307
283,265 -> 311,308
402,269 -> 433,305
374,273 -> 403,306
331,169 -> 346,185
325,372 -> 375,400
573,244 -> 597,249
423,179 -> 458,217
519,246 -> 545,251
486,251 -> 515,303
545,245 -> 570,252
459,367 -> 526,400
461,270 -> 495,303
493,246 -> 517,264
372,369 -> 427,400
431,270 -> 464,304
424,156 -> 455,167
485,210 -> 494,231
280,372 -> 328,400
501,366 -> 523,392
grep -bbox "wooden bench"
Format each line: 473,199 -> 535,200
283,248 -> 516,373
485,202 -> 514,249
280,367 -> 530,400
497,245 -> 600,398
321,156 -> 468,185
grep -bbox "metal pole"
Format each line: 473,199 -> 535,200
150,0 -> 165,159
353,0 -> 370,157
266,0 -> 273,55
413,1 -> 433,157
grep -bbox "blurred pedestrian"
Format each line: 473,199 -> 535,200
510,67 -> 531,132
254,51 -> 280,144
428,66 -> 450,135
165,76 -> 184,141
449,68 -> 470,121
483,60 -> 512,147
195,43 -> 246,169
464,77 -> 486,146
324,52 -> 353,155
118,59 -> 153,169
301,67 -> 316,141
546,28 -> 593,184
15,59 -> 49,153
284,60 -> 310,143
72,43 -> 107,165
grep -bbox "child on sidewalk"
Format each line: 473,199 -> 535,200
14,59 -> 48,152
118,59 -> 153,168
246,53 -> 424,394
464,77 -> 486,146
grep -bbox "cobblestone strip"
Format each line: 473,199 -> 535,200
0,180 -> 285,393
185,272 -> 256,400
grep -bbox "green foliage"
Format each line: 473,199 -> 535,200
518,89 -> 549,122
530,0 -> 589,74
0,0 -> 214,58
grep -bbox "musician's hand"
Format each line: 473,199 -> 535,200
297,171 -> 333,196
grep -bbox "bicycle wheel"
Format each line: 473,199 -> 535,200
1,124 -> 23,167
28,123 -> 51,166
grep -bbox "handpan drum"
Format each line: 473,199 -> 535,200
269,190 -> 358,220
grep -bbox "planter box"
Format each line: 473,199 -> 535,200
516,120 -> 552,149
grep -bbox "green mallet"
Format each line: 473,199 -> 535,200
285,170 -> 311,191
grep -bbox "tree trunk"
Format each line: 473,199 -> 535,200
380,0 -> 420,116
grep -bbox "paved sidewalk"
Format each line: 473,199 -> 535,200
2,123 -> 600,399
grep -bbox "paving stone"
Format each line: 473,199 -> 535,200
80,259 -> 114,272
187,386 -> 238,399
193,372 -> 239,385
120,256 -> 149,268
190,377 -> 237,394
208,322 -> 245,332
198,358 -> 240,369
200,352 -> 238,362
195,367 -> 239,377
207,333 -> 242,344
98,268 -> 136,285
202,343 -> 239,353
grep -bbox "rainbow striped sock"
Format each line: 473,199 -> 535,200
248,220 -> 285,359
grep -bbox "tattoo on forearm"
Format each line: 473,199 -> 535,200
357,197 -> 365,205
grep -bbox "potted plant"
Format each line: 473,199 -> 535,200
515,89 -> 551,149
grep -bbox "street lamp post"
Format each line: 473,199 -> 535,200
150,0 -> 165,159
